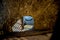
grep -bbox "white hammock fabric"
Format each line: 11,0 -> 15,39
12,19 -> 33,32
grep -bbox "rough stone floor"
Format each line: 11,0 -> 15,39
3,33 -> 52,40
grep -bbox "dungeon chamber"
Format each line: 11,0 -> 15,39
0,0 -> 58,35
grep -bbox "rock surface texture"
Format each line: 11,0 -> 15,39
3,33 -> 52,40
0,0 -> 58,33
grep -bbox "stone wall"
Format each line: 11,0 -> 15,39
0,0 -> 8,35
0,0 -> 58,32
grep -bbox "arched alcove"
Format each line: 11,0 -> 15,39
12,16 -> 34,32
